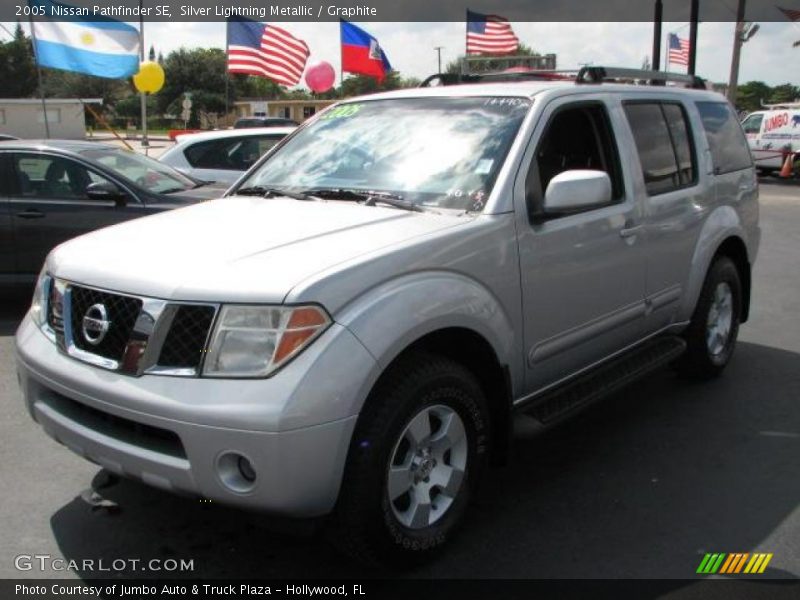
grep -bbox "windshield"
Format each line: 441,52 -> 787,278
79,147 -> 197,194
236,96 -> 532,211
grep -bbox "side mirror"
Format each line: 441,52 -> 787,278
543,170 -> 612,215
86,181 -> 126,203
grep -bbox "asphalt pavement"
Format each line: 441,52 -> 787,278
0,181 -> 798,582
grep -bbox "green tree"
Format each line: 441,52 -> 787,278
0,23 -> 37,97
339,71 -> 404,97
736,81 -> 772,112
157,48 -> 229,119
768,84 -> 800,105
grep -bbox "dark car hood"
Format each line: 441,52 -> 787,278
158,183 -> 229,204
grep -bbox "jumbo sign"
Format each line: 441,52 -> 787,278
764,112 -> 790,133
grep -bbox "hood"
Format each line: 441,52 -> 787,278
48,196 -> 466,303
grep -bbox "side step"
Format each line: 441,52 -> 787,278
519,336 -> 687,425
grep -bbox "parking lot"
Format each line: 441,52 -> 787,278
0,179 -> 798,580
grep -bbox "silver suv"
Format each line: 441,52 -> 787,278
16,69 -> 759,566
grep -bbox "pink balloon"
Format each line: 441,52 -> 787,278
305,61 -> 336,93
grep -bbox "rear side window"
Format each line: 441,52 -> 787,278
696,101 -> 753,174
183,135 -> 283,171
623,102 -> 696,196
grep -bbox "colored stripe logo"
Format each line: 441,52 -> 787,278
697,553 -> 773,574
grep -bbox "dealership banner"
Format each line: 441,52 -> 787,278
7,0 -> 800,22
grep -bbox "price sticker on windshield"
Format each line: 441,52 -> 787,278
320,103 -> 364,120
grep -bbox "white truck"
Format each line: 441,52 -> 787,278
741,102 -> 800,174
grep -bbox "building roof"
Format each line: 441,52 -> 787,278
0,98 -> 103,105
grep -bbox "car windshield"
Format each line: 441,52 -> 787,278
79,147 -> 197,194
236,96 -> 532,211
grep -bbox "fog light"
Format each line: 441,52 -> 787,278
238,455 -> 256,482
216,452 -> 257,493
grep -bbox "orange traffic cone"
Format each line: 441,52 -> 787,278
779,152 -> 794,178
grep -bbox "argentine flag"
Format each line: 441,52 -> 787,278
30,0 -> 140,79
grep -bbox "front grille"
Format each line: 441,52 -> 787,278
49,279 -> 218,376
158,305 -> 216,369
40,391 -> 186,459
69,286 -> 142,362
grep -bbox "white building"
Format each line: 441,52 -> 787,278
0,98 -> 102,139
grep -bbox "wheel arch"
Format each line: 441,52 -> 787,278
337,270 -> 520,466
681,206 -> 753,324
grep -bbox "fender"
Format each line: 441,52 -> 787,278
678,205 -> 749,322
335,270 -> 521,410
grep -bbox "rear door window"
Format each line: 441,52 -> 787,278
695,101 -> 753,174
623,102 -> 697,196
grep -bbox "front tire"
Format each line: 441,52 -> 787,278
329,353 -> 489,567
677,256 -> 742,379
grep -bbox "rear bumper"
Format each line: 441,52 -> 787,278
15,313 -> 372,517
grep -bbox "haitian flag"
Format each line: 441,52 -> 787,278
340,20 -> 392,82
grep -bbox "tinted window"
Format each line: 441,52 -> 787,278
696,101 -> 753,174
184,135 -> 283,170
624,102 -> 697,195
625,103 -> 681,196
531,103 -> 624,208
662,104 -> 696,186
11,154 -> 112,199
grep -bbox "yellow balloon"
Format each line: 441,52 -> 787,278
133,61 -> 165,94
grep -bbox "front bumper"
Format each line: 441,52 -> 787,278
15,313 -> 376,517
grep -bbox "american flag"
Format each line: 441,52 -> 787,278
778,6 -> 800,20
466,10 -> 519,55
668,33 -> 690,67
227,17 -> 309,87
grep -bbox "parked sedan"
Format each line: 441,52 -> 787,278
0,140 -> 226,284
159,127 -> 294,185
233,116 -> 298,128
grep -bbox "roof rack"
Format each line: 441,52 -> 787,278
419,66 -> 707,90
759,100 -> 800,109
576,66 -> 707,89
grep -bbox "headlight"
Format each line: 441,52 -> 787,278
29,270 -> 51,328
203,305 -> 331,378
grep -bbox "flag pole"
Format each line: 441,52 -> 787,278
224,19 -> 229,122
28,16 -> 50,138
139,0 -> 148,152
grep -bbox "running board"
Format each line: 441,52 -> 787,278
518,336 -> 687,425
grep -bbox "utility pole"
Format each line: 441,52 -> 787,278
727,0 -> 759,105
434,46 -> 444,74
139,0 -> 148,149
688,0 -> 699,76
652,0 -> 663,71
728,0 -> 747,105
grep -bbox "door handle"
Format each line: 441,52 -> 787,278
620,224 -> 643,238
16,209 -> 45,219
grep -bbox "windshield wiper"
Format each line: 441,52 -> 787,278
301,188 -> 423,213
234,185 -> 310,201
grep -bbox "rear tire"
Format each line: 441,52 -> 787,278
676,256 -> 742,379
329,352 -> 490,568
